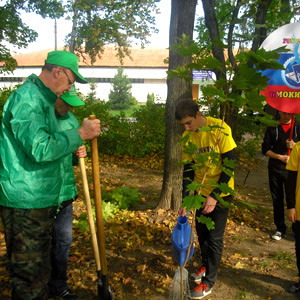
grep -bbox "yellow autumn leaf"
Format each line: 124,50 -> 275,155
136,264 -> 147,273
156,288 -> 165,294
234,261 -> 245,269
232,253 -> 243,259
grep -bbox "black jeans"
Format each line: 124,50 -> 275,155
195,195 -> 231,288
49,201 -> 73,294
292,221 -> 300,277
268,168 -> 288,234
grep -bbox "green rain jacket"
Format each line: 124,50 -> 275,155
57,112 -> 80,204
0,74 -> 83,209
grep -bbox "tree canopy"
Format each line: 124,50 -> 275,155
0,0 -> 64,73
158,0 -> 300,210
1,0 -> 160,71
65,0 -> 159,63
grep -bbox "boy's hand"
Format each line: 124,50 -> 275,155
76,145 -> 87,158
287,208 -> 296,223
202,196 -> 217,214
279,154 -> 289,163
178,207 -> 186,217
286,139 -> 295,149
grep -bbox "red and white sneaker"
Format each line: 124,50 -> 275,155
189,283 -> 212,299
190,266 -> 206,283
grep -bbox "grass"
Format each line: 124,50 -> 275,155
231,233 -> 246,244
109,104 -> 143,117
271,250 -> 294,261
270,250 -> 296,269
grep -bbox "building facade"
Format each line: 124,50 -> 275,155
0,47 -> 214,103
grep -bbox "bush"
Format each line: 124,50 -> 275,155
0,85 -> 19,124
132,103 -> 166,155
102,185 -> 142,210
146,93 -> 155,106
72,99 -> 111,123
74,200 -> 118,232
100,104 -> 166,157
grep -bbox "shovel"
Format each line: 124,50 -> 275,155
90,114 -> 113,299
79,157 -> 102,292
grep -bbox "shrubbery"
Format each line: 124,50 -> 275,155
73,100 -> 166,157
0,85 -> 19,123
74,185 -> 142,232
102,185 -> 142,210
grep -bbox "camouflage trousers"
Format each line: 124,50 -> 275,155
1,206 -> 57,300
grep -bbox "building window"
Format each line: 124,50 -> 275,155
0,77 -> 146,84
0,77 -> 24,82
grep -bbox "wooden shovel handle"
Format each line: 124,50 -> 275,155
89,114 -> 108,275
79,157 -> 101,271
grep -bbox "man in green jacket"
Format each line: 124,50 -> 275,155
0,51 -> 100,299
49,86 -> 86,300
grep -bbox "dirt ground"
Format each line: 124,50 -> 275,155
0,153 -> 300,300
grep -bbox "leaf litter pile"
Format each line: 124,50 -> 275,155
0,154 -> 299,299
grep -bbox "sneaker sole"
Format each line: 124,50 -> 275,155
191,272 -> 206,284
193,277 -> 204,284
189,289 -> 212,299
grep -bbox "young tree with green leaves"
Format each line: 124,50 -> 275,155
108,67 -> 133,110
158,0 -> 299,210
175,98 -> 236,299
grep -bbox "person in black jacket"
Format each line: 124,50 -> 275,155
262,111 -> 300,241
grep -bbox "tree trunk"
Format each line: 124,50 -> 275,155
201,0 -> 226,81
69,9 -> 78,54
158,0 -> 197,211
251,0 -> 273,52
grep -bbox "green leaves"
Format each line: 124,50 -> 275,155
182,141 -> 198,156
209,181 -> 234,196
243,48 -> 285,71
197,215 -> 215,230
67,0 -> 159,63
182,194 -> 206,210
186,181 -> 203,193
223,157 -> 236,169
1,0 -> 64,71
167,66 -> 191,82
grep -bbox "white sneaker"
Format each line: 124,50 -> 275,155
271,231 -> 283,240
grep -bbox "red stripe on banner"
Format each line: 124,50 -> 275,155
261,85 -> 300,113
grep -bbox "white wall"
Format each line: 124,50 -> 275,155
0,66 -> 168,103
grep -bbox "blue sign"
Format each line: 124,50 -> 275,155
193,70 -> 213,80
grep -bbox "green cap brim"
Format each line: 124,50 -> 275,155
61,85 -> 85,106
73,71 -> 88,84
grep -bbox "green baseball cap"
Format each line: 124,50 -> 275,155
61,85 -> 85,106
45,50 -> 88,84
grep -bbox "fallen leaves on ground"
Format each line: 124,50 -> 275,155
0,156 -> 297,300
